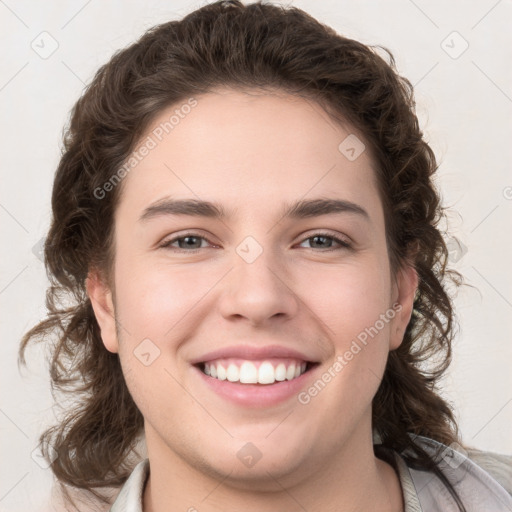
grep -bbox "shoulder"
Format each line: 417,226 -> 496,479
465,446 -> 512,496
403,436 -> 512,511
109,459 -> 150,512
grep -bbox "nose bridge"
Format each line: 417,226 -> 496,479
236,239 -> 280,289
218,234 -> 298,323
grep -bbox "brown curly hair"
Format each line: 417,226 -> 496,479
20,0 -> 466,508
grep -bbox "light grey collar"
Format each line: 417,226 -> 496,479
110,437 -> 512,512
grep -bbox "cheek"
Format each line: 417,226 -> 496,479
311,259 -> 393,391
309,258 -> 392,337
305,272 -> 393,431
113,256 -> 219,341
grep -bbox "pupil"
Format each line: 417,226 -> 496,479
182,236 -> 199,248
313,235 -> 329,248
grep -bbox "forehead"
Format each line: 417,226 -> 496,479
115,88 -> 382,226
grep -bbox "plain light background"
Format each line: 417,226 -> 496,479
1,0 -> 511,510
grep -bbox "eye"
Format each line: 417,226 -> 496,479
159,233 -> 213,252
298,233 -> 352,251
158,231 -> 352,253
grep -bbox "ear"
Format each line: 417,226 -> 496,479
86,270 -> 119,353
389,263 -> 418,351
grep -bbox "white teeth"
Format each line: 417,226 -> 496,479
202,359 -> 308,384
217,364 -> 227,380
275,363 -> 286,381
258,362 -> 275,384
239,361 -> 258,383
226,364 -> 239,382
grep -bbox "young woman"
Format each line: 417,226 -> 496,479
20,1 -> 512,511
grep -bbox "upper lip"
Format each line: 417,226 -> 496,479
190,345 -> 318,365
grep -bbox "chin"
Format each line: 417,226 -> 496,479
206,456 -> 309,492
196,435 -> 312,487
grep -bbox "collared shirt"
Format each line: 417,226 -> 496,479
110,436 -> 512,511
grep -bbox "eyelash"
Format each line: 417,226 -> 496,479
158,231 -> 352,253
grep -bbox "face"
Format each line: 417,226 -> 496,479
88,88 -> 417,489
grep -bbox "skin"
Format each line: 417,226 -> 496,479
87,88 -> 418,512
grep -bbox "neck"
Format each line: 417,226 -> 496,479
142,416 -> 403,512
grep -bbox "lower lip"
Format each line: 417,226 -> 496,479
193,365 -> 317,407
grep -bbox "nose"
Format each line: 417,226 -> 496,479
217,245 -> 299,327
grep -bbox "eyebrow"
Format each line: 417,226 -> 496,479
138,197 -> 369,223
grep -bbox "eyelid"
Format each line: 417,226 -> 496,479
297,229 -> 352,246
158,230 -> 217,250
159,229 -> 353,252
295,231 -> 353,250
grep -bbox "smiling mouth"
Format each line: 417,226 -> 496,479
196,358 -> 317,385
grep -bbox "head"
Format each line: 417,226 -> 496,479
20,0 -> 463,505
